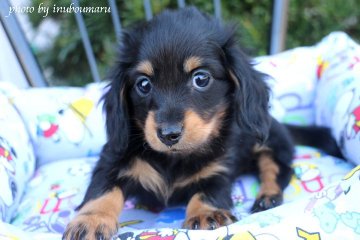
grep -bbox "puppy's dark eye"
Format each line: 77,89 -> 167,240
136,77 -> 152,96
192,70 -> 212,91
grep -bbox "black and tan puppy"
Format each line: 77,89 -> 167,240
63,7 -> 294,239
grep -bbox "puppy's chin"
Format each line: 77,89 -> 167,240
145,139 -> 209,155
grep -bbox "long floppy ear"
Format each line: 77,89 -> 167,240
103,28 -> 143,153
222,34 -> 271,143
103,66 -> 129,153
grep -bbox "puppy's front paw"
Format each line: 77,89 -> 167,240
251,193 -> 283,213
183,209 -> 237,230
62,212 -> 118,240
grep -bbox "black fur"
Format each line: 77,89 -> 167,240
78,6 -> 294,221
285,124 -> 343,159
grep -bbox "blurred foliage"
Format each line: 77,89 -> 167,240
28,0 -> 360,86
287,0 -> 360,49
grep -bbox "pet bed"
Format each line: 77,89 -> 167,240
0,32 -> 359,240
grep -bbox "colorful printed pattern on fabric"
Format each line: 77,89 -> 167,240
11,83 -> 108,166
9,146 -> 355,236
0,136 -> 18,222
0,93 -> 35,223
11,157 -> 97,233
254,31 -> 360,165
117,164 -> 360,240
315,32 -> 360,165
254,47 -> 318,126
2,32 -> 360,239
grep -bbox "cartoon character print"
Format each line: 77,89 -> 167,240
292,163 -> 324,193
57,98 -> 94,145
118,229 -> 179,240
18,162 -> 95,233
313,203 -> 341,234
304,184 -> 343,213
36,98 -> 94,145
124,229 -> 280,240
22,209 -> 73,234
340,212 -> 360,235
0,136 -> 17,220
39,183 -> 79,216
138,229 -> 178,240
48,209 -> 73,233
36,114 -> 60,142
347,104 -> 360,139
316,55 -> 330,80
333,89 -> 360,145
296,227 -> 321,240
277,93 -> 313,125
312,166 -> 360,235
22,183 -> 80,233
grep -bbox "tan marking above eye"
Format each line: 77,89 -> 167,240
184,56 -> 203,73
136,60 -> 154,76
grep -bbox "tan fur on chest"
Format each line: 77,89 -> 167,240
118,158 -> 169,199
118,158 -> 228,201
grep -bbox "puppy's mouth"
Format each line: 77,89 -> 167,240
165,146 -> 181,153
144,109 -> 224,154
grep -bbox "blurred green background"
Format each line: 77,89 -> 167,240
28,0 -> 360,86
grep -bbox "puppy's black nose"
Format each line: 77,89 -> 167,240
157,124 -> 183,147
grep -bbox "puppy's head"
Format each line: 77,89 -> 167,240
105,7 -> 270,154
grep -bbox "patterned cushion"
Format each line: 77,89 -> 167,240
315,32 -> 360,165
10,147 -> 354,234
11,157 -> 97,233
254,47 -> 318,125
255,31 -> 360,166
11,83 -> 108,166
0,92 -> 35,222
2,32 -> 360,239
4,164 -> 360,239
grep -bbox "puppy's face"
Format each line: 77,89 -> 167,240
108,8 -> 269,154
130,53 -> 231,154
125,24 -> 233,154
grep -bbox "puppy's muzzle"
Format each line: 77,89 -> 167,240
156,123 -> 183,147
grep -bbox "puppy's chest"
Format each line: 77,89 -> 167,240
119,157 -> 229,202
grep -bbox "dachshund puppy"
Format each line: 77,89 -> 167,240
63,7 -> 294,239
